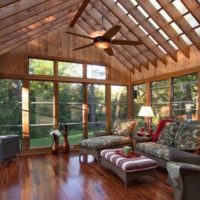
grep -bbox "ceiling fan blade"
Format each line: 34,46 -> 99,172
112,39 -> 143,45
103,25 -> 121,39
104,47 -> 114,56
65,31 -> 93,40
73,43 -> 94,51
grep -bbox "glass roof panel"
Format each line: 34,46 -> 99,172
159,9 -> 172,22
130,0 -> 138,6
149,0 -> 161,10
148,35 -> 158,45
170,22 -> 183,34
180,34 -> 193,45
148,18 -> 160,29
128,14 -> 139,25
159,29 -> 169,40
172,0 -> 188,15
195,27 -> 200,37
138,25 -> 148,35
137,5 -> 149,18
117,2 -> 128,14
158,45 -> 167,54
169,40 -> 179,50
184,13 -> 199,28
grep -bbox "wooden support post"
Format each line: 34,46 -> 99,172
146,82 -> 151,106
106,84 -> 111,133
169,78 -> 173,119
198,72 -> 200,121
128,71 -> 133,118
82,83 -> 88,139
22,80 -> 29,149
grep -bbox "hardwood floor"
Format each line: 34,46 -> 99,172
0,154 -> 174,200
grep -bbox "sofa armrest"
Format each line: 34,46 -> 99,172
180,164 -> 200,174
93,131 -> 112,137
169,147 -> 200,165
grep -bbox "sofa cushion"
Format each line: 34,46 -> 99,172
152,119 -> 173,142
80,135 -> 131,150
136,142 -> 170,161
157,122 -> 179,146
113,120 -> 136,137
174,121 -> 200,151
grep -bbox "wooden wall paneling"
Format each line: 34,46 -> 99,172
169,78 -> 173,119
82,83 -> 88,139
90,1 -> 157,67
0,0 -> 19,8
101,0 -> 166,64
138,0 -> 189,57
117,0 -> 177,62
106,85 -> 112,133
22,80 -> 30,149
70,0 -> 90,27
0,0 -> 82,40
157,0 -> 200,52
85,4 -> 148,70
0,16 -> 74,55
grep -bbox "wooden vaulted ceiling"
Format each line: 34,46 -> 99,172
0,0 -> 200,73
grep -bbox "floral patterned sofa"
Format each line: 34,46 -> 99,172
79,119 -> 136,162
135,121 -> 200,168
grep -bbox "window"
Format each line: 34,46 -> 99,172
0,79 -> 22,136
111,86 -> 128,123
59,83 -> 83,144
87,65 -> 106,80
30,81 -> 54,147
151,80 -> 170,123
29,58 -> 54,75
88,84 -> 106,136
58,62 -> 83,78
172,74 -> 199,121
133,84 -> 146,118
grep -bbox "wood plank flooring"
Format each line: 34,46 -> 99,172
0,154 -> 174,200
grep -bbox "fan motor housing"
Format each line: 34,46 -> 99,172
94,36 -> 112,49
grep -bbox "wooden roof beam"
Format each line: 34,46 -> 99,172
0,0 -> 19,8
138,0 -> 189,58
117,0 -> 177,62
70,0 -> 90,27
157,0 -> 200,52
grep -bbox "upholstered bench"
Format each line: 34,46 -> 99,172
100,148 -> 157,187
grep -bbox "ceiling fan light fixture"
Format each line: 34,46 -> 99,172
95,41 -> 111,49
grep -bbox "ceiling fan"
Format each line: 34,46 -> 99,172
65,25 -> 142,56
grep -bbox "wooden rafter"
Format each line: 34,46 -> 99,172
0,14 -> 75,55
0,0 -> 19,8
138,0 -> 189,58
70,0 -> 90,27
0,0 -> 82,38
85,7 -> 148,70
81,11 -> 142,71
86,3 -> 149,70
157,0 -> 200,51
117,0 -> 177,62
100,0 -> 166,64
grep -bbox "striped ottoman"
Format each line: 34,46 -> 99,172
100,148 -> 157,187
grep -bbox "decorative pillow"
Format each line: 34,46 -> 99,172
113,120 -> 136,137
174,121 -> 200,151
157,122 -> 179,146
152,119 -> 173,142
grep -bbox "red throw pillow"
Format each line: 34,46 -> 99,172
152,119 -> 173,142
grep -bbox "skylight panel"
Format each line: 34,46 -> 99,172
169,40 -> 179,50
117,2 -> 128,14
195,27 -> 200,36
172,0 -> 188,15
184,13 -> 199,28
159,9 -> 172,22
137,6 -> 149,18
138,25 -> 148,35
149,0 -> 161,10
170,22 -> 183,34
130,0 -> 138,6
148,18 -> 160,29
148,35 -> 158,45
181,34 -> 193,45
158,45 -> 167,54
159,29 -> 169,40
112,0 -> 117,2
128,14 -> 139,25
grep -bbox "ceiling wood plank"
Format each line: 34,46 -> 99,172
138,0 -> 189,58
84,6 -> 147,70
0,4 -> 80,45
0,0 -> 19,8
0,14 -> 75,55
100,0 -> 166,64
157,0 -> 200,52
70,0 -> 90,27
0,0 -> 82,39
117,0 -> 177,62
